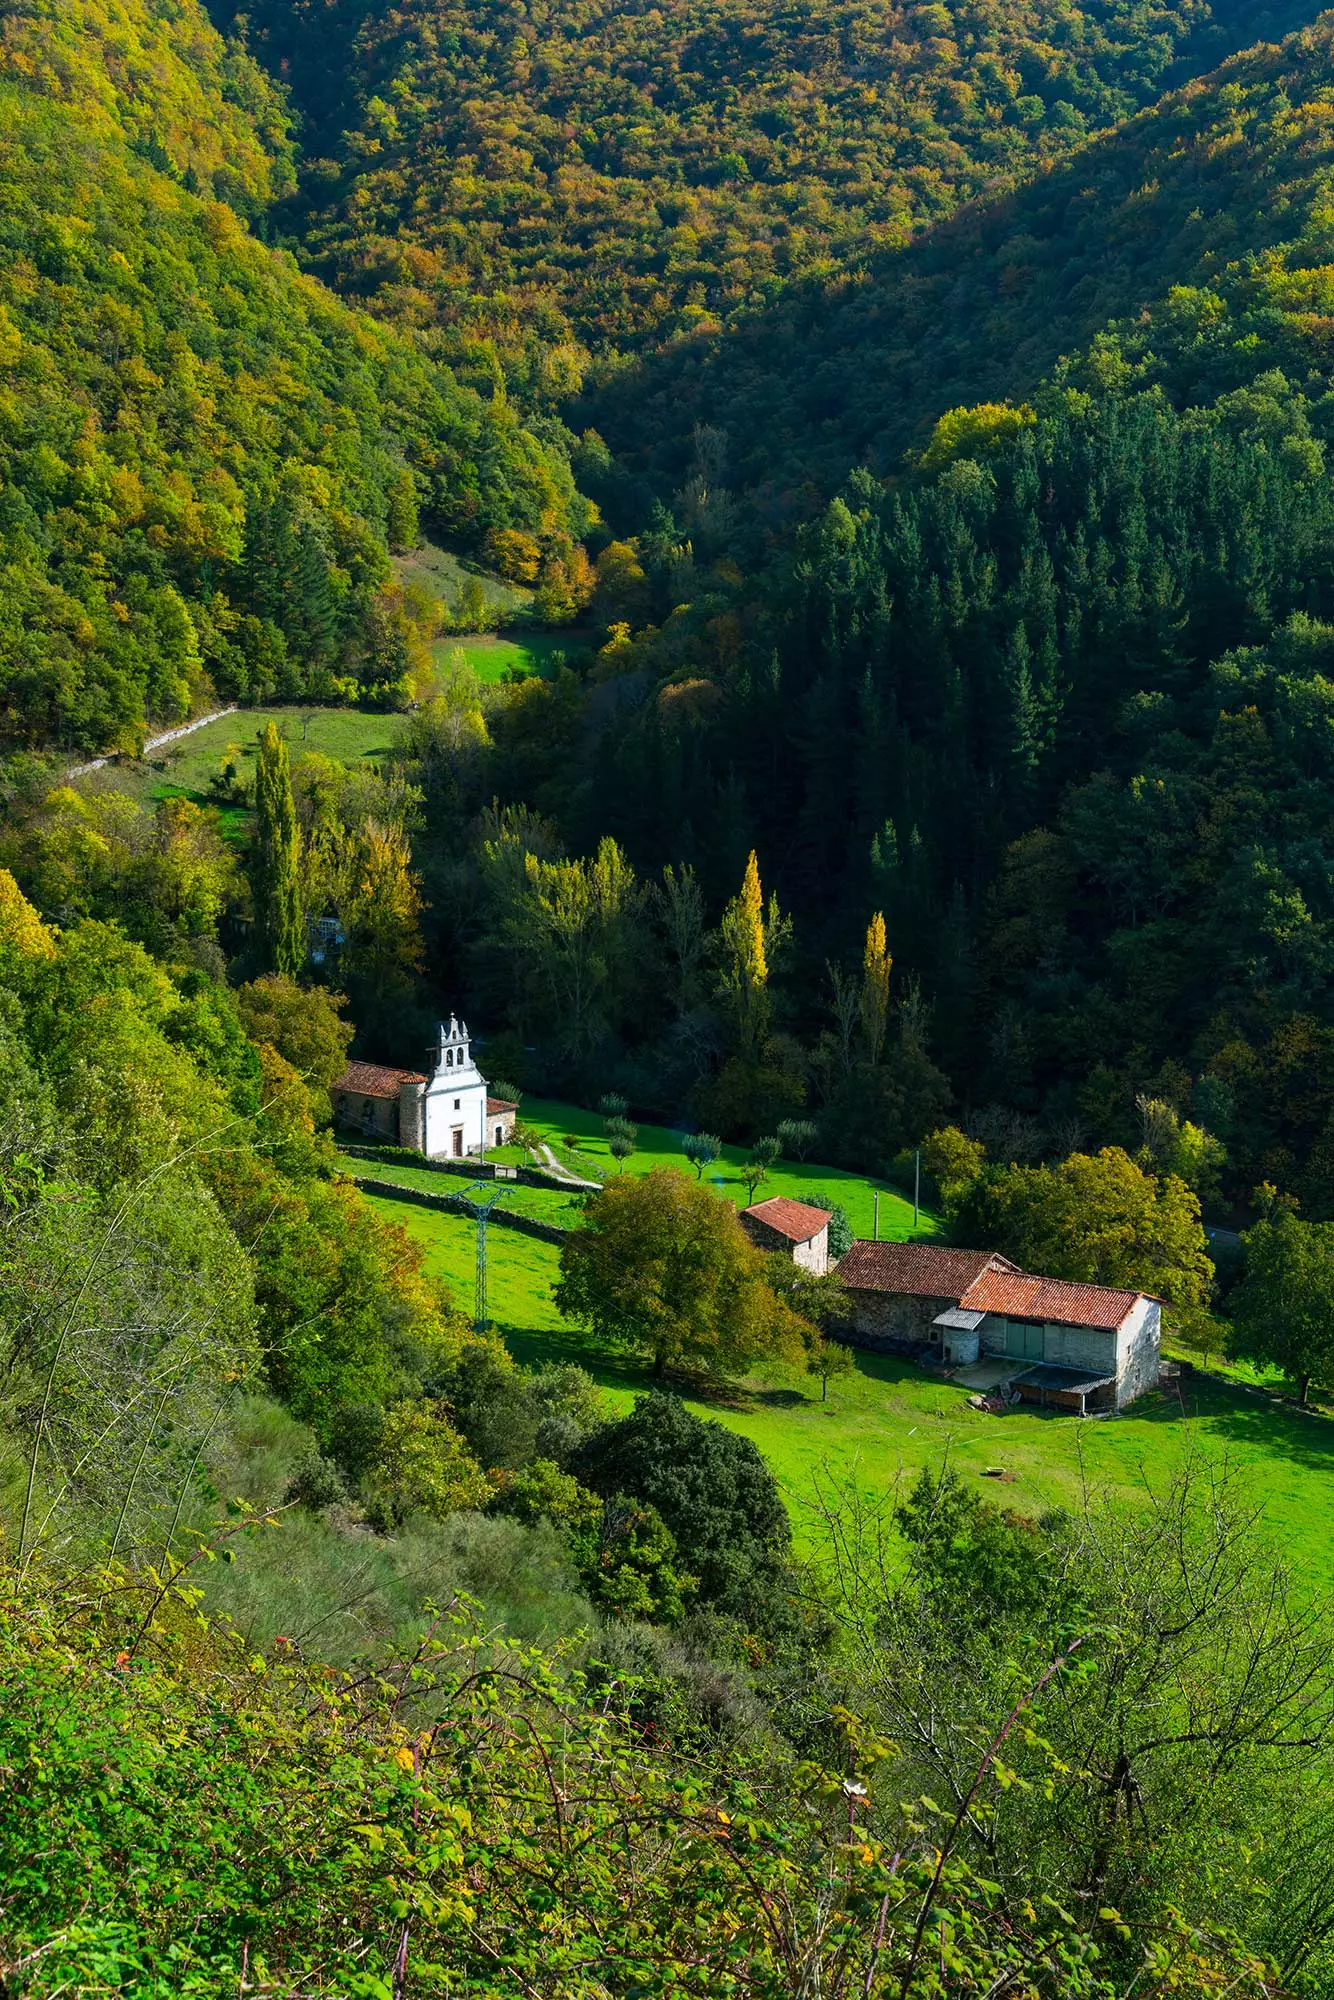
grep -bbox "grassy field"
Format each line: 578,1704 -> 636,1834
431,633 -> 591,684
368,1190 -> 1334,1587
77,706 -> 403,812
517,1095 -> 936,1242
395,540 -> 532,618
346,1154 -> 586,1229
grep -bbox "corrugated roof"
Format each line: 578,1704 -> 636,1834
335,1061 -> 426,1098
836,1242 -> 1018,1298
741,1195 -> 833,1243
960,1269 -> 1141,1331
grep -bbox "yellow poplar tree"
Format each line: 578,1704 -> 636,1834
860,911 -> 892,1064
718,850 -> 788,1052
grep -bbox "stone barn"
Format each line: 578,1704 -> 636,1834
835,1243 -> 1022,1347
739,1196 -> 833,1274
948,1267 -> 1162,1413
834,1241 -> 1161,1411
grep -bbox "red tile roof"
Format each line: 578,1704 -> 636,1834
836,1242 -> 1019,1297
335,1061 -> 426,1098
959,1269 -> 1141,1331
487,1096 -> 518,1115
741,1195 -> 833,1243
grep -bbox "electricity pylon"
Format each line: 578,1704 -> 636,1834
455,1179 -> 515,1331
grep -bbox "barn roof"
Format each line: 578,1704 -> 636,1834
836,1242 -> 1018,1298
959,1269 -> 1142,1331
741,1196 -> 833,1242
335,1061 -> 426,1098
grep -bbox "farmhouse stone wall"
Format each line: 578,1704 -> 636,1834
844,1290 -> 955,1350
1116,1297 -> 1162,1408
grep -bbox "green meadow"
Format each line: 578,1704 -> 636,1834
367,1189 -> 1334,1589
516,1095 -> 936,1242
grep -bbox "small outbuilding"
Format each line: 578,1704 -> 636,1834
739,1196 -> 833,1275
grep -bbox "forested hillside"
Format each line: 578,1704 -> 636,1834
8,1 -> 1334,1991
0,0 -> 585,753
590,13 -> 1334,510
214,0 -> 1314,401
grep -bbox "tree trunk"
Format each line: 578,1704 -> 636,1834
1300,1372 -> 1311,1407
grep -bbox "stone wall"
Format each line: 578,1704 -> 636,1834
350,1176 -> 570,1244
1115,1297 -> 1162,1407
334,1094 -> 400,1143
338,1144 -> 598,1194
843,1290 -> 953,1350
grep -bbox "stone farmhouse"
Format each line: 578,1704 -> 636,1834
836,1241 -> 1161,1413
334,1015 -> 518,1158
739,1196 -> 833,1274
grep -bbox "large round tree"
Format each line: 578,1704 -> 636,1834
555,1166 -> 806,1379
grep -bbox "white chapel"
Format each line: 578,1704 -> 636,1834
332,1014 -> 518,1157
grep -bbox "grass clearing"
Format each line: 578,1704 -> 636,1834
76,706 -> 403,812
345,1153 -> 586,1229
432,632 -> 591,684
395,540 -> 532,618
370,1189 -> 1334,1589
518,1095 -> 936,1242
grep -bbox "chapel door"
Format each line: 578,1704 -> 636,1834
453,1128 -> 463,1157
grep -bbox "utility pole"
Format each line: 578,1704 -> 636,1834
913,1148 -> 921,1230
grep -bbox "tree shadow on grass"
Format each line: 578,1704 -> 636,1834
1115,1377 -> 1334,1476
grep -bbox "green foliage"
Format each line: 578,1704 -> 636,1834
252,722 -> 303,976
0,1549 -> 1194,1998
956,1147 -> 1215,1318
777,1117 -> 817,1160
1230,1210 -> 1334,1404
0,3 -> 584,753
797,1190 -> 854,1259
806,1334 -> 856,1402
241,0 -> 1298,388
894,1464 -> 1061,1624
682,1130 -> 722,1178
362,1398 -> 490,1526
572,1391 -> 792,1627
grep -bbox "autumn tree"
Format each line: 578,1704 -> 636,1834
235,975 -> 353,1121
859,911 -> 892,1064
555,1167 -> 805,1378
252,721 -> 303,976
717,849 -> 788,1054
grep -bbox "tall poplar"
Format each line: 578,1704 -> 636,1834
718,850 -> 788,1053
253,721 -> 303,976
860,911 -> 892,1065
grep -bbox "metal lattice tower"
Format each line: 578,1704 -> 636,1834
456,1180 -> 514,1332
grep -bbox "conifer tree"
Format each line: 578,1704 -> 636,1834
253,722 -> 303,976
